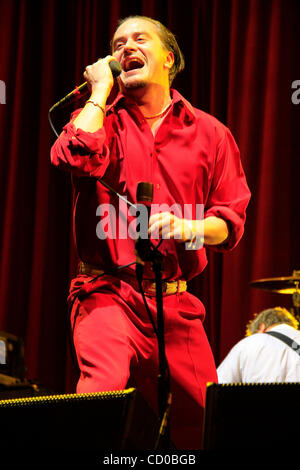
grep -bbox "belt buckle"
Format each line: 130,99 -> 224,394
161,281 -> 168,293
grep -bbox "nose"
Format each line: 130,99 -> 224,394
123,38 -> 138,53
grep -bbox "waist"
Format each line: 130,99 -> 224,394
78,262 -> 187,296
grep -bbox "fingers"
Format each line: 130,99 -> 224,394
148,212 -> 193,241
83,55 -> 116,89
149,212 -> 173,238
100,55 -> 118,68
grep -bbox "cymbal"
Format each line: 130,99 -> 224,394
250,270 -> 300,294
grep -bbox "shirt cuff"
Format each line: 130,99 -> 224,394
64,121 -> 107,154
204,206 -> 245,251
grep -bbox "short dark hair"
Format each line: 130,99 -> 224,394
246,306 -> 299,336
113,15 -> 185,85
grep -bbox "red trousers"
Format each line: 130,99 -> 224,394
70,275 -> 217,450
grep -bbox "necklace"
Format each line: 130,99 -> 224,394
144,101 -> 172,119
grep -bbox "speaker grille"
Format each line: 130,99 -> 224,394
203,382 -> 300,449
0,387 -> 134,407
0,387 -> 159,449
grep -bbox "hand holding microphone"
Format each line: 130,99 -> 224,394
49,56 -> 122,113
48,56 -> 121,136
69,57 -> 121,132
84,56 -> 122,97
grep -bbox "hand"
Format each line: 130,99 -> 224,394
83,55 -> 115,96
148,213 -> 229,246
148,212 -> 196,242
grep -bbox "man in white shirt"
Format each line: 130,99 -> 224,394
217,307 -> 300,383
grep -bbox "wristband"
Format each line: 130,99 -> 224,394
86,100 -> 105,115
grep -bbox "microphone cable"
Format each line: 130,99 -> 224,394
49,92 -> 171,442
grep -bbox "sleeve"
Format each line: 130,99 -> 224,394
50,108 -> 110,178
205,127 -> 251,251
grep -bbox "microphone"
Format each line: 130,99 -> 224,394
135,182 -> 154,270
49,60 -> 122,112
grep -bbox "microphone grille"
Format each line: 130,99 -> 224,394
110,60 -> 122,78
136,182 -> 154,203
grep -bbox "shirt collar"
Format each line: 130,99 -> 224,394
171,89 -> 196,120
106,88 -> 196,122
270,324 -> 297,334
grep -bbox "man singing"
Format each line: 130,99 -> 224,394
51,15 -> 250,449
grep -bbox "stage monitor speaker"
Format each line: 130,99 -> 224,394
202,382 -> 300,450
0,387 -> 159,450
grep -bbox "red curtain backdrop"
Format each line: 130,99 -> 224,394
0,0 -> 299,393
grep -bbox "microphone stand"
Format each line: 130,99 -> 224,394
135,182 -> 172,449
151,248 -> 172,450
135,240 -> 172,450
49,78 -> 172,446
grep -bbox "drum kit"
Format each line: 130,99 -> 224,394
250,270 -> 300,323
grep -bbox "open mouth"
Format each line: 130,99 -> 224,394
123,58 -> 145,72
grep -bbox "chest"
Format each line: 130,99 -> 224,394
104,113 -> 216,205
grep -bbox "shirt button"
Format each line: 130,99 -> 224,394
156,184 -> 160,189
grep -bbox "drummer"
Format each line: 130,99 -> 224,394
217,306 -> 300,383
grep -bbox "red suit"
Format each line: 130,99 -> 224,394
51,89 -> 250,449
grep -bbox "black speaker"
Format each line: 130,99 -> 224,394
0,387 -> 159,450
202,382 -> 300,449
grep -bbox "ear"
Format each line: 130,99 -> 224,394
164,51 -> 174,70
257,322 -> 266,333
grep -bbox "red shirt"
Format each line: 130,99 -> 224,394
51,89 -> 250,281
